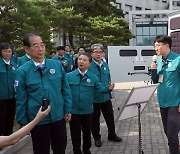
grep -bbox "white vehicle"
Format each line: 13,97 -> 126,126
108,46 -> 155,83
108,12 -> 180,83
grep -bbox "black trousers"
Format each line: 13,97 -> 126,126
31,119 -> 67,154
70,113 -> 93,154
0,98 -> 16,136
92,100 -> 116,140
160,107 -> 180,154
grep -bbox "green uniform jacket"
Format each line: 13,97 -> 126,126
87,60 -> 111,103
18,54 -> 31,67
66,69 -> 110,114
151,51 -> 180,108
15,58 -> 72,125
11,52 -> 18,64
52,55 -> 69,73
0,57 -> 17,99
64,52 -> 73,72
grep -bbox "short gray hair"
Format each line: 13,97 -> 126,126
91,43 -> 104,52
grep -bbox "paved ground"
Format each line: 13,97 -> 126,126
1,82 -> 169,154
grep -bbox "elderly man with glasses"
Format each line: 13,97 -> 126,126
88,43 -> 122,147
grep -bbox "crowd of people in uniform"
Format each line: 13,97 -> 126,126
0,33 -> 122,154
0,33 -> 180,154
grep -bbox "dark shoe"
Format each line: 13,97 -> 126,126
95,139 -> 102,147
83,150 -> 91,154
108,134 -> 122,142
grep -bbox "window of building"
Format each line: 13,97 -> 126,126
144,9 -> 151,18
154,14 -> 160,18
137,27 -> 143,35
136,36 -> 143,45
135,7 -> 142,17
177,2 -> 180,6
162,0 -> 167,3
136,7 -> 142,10
162,14 -> 168,18
150,27 -> 156,35
136,21 -> 168,46
125,5 -> 132,15
173,1 -> 180,6
115,2 -> 121,9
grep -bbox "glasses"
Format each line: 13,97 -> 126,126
92,51 -> 103,54
30,43 -> 46,50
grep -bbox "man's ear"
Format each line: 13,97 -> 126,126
24,46 -> 30,54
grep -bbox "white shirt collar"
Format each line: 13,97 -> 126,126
26,54 -> 31,59
78,68 -> 87,76
3,59 -> 10,65
93,59 -> 103,67
33,59 -> 45,67
59,55 -> 64,59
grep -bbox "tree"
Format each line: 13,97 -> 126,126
0,0 -> 133,54
31,0 -> 84,48
54,0 -> 132,48
0,0 -> 52,56
76,15 -> 133,48
50,7 -> 84,48
56,0 -> 124,17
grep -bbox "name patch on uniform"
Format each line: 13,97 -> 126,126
50,69 -> 55,74
87,78 -> 91,83
15,80 -> 19,86
168,63 -> 172,68
12,67 -> 15,70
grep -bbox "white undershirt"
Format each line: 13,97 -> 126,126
93,59 -> 103,67
33,59 -> 45,67
3,59 -> 10,65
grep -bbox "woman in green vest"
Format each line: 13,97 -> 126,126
0,42 -> 17,136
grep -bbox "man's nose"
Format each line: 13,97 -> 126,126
39,46 -> 44,50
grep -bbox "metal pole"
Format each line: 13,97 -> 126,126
137,103 -> 144,154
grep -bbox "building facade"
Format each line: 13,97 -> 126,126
111,0 -> 180,46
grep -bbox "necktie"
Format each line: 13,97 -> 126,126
97,65 -> 101,81
79,74 -> 84,81
5,64 -> 8,70
38,64 -> 44,77
38,64 -> 45,69
97,65 -> 101,72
